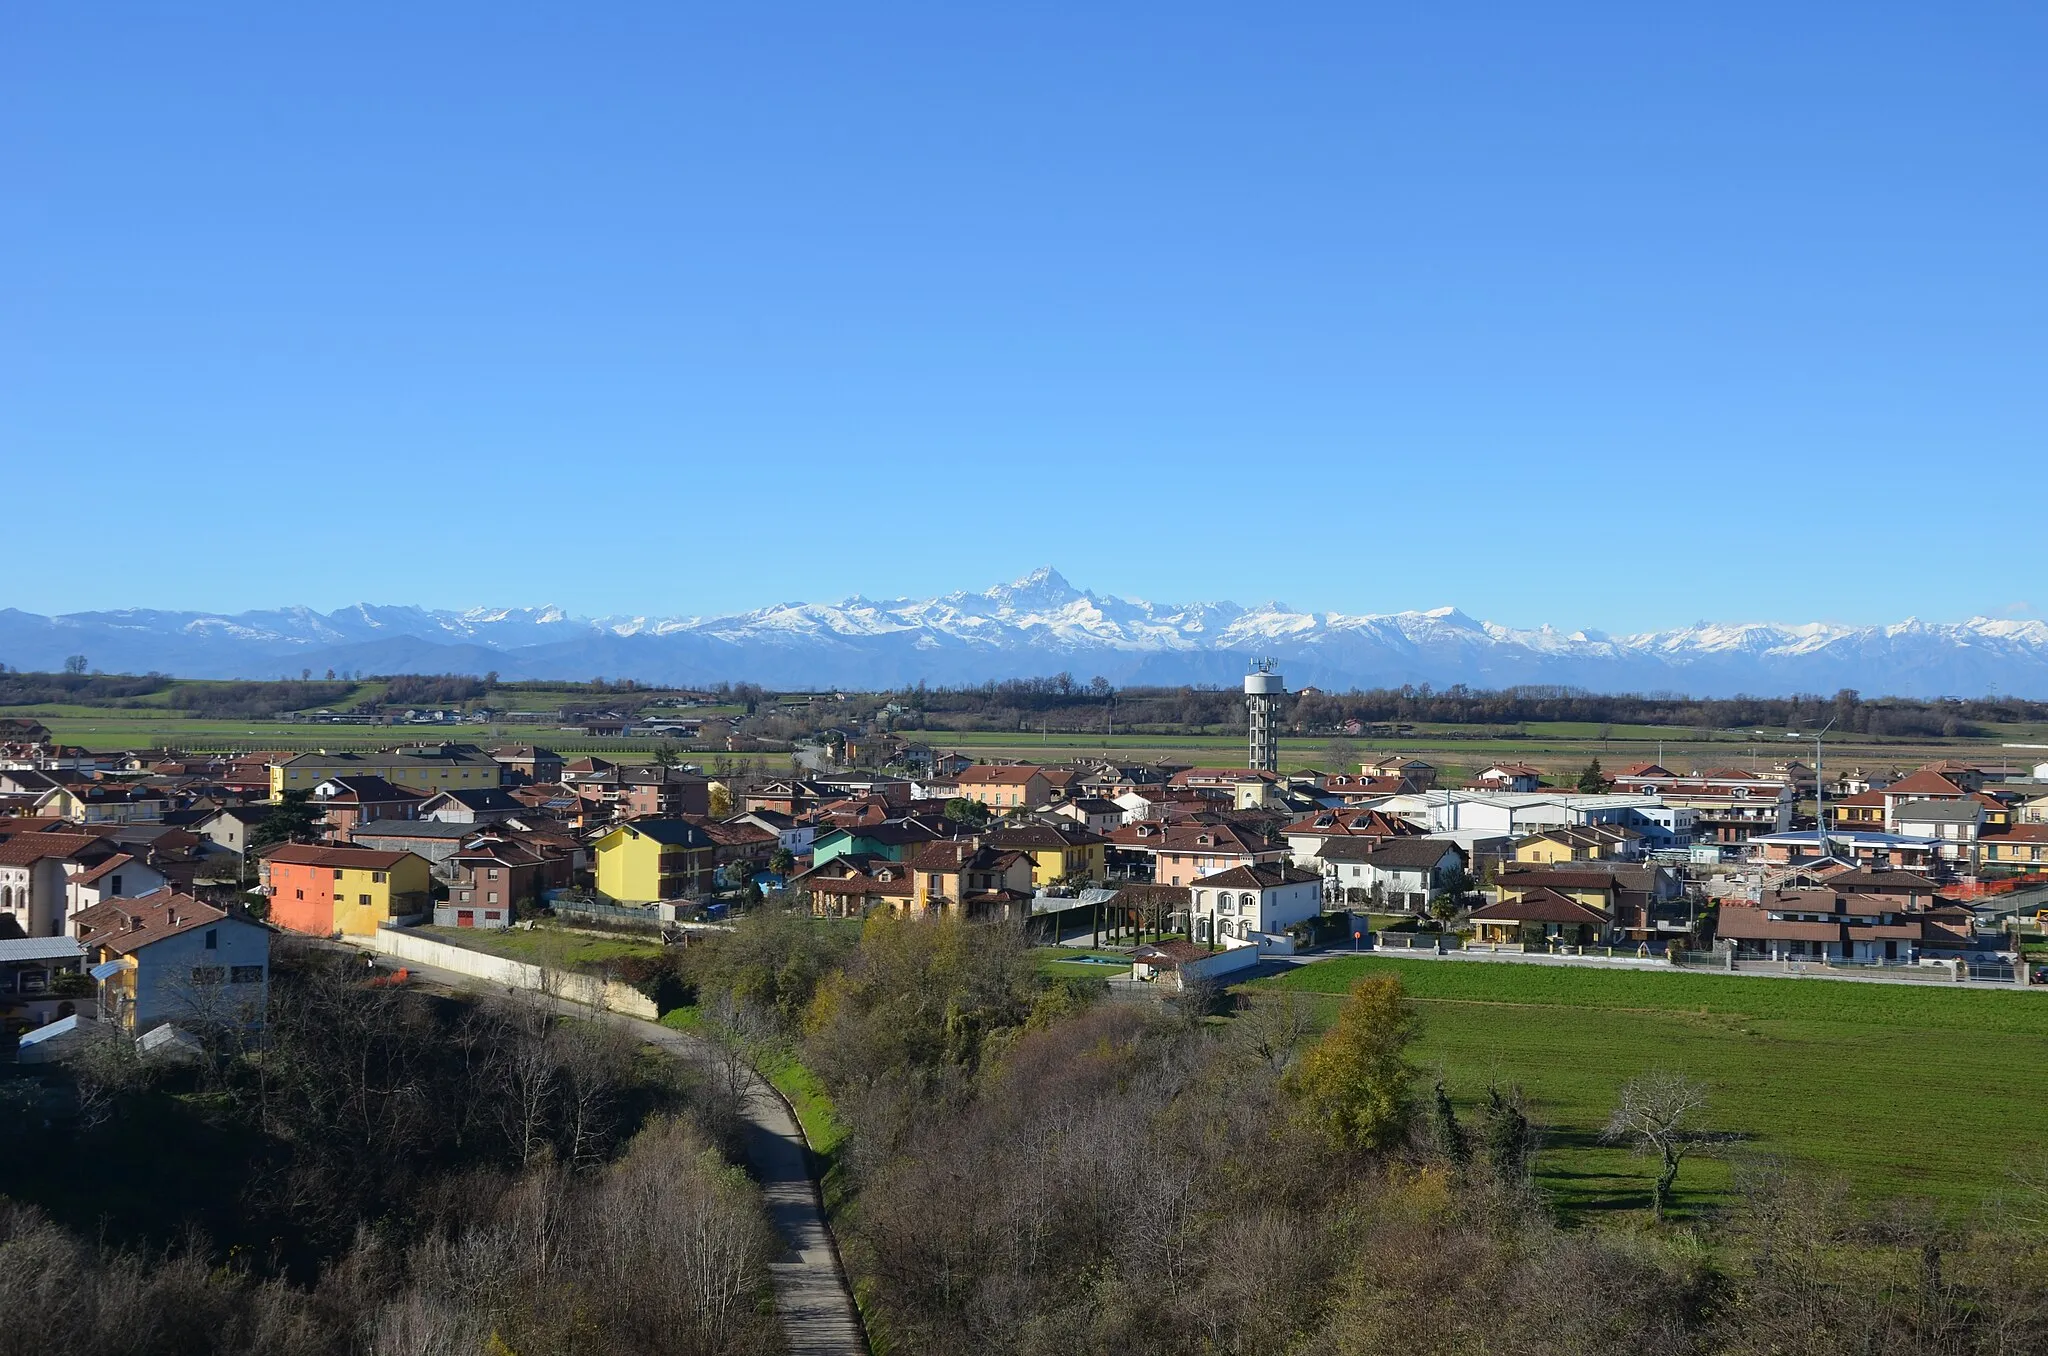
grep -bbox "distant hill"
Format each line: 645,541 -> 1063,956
4,569 -> 2045,697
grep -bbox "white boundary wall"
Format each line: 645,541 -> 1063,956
364,927 -> 659,1019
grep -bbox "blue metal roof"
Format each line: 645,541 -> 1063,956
0,937 -> 83,964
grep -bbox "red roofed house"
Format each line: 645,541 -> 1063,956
903,839 -> 1035,920
1188,862 -> 1323,948
73,888 -> 271,1034
439,833 -> 574,928
64,853 -> 170,921
1468,887 -> 1617,947
0,832 -> 106,938
264,843 -> 435,937
1713,887 -> 1925,964
957,764 -> 1051,812
1881,770 -> 1970,830
1110,820 -> 1288,888
1980,823 -> 2048,876
1472,764 -> 1546,793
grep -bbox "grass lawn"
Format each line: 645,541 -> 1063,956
658,1004 -> 705,1034
1250,957 -> 2048,1216
1035,947 -> 1134,977
655,1006 -> 846,1157
417,924 -> 666,972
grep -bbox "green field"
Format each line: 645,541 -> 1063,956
416,924 -> 666,971
1035,947 -> 1134,977
1250,957 -> 2048,1215
923,724 -> 2038,780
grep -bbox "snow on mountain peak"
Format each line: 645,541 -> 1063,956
5,572 -> 2046,696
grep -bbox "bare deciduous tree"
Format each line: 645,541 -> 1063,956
1602,1070 -> 1732,1220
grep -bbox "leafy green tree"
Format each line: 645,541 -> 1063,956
769,846 -> 796,877
248,790 -> 321,850
943,797 -> 992,828
1478,1082 -> 1533,1180
690,901 -> 852,1031
1575,758 -> 1609,793
1283,973 -> 1417,1151
1428,1077 -> 1468,1165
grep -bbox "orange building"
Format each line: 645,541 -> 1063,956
264,844 -> 434,937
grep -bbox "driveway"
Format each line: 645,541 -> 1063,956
366,949 -> 869,1356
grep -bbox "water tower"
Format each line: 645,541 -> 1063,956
1244,659 -> 1284,773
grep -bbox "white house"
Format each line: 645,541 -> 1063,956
0,834 -> 94,938
724,809 -> 817,855
194,805 -> 274,860
1188,863 -> 1323,949
1473,764 -> 1545,793
1129,939 -> 1258,989
1319,838 -> 1466,912
1890,799 -> 1985,868
65,853 -> 170,925
72,889 -> 271,1035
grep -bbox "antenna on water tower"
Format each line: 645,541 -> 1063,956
1245,658 -> 1284,774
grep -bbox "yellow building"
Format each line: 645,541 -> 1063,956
270,743 -> 503,799
986,823 -> 1108,886
1980,827 -> 2048,874
592,820 -> 718,903
264,844 -> 435,937
1513,826 -> 1635,864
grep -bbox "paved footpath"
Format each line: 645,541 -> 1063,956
372,951 -> 869,1356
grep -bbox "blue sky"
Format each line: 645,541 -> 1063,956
5,3 -> 2042,630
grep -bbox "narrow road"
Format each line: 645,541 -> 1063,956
372,951 -> 869,1355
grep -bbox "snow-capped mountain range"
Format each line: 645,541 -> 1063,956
4,568 -> 2044,697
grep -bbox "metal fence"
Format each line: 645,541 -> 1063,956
551,900 -> 668,931
1673,951 -> 2023,985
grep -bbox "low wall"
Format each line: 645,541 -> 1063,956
364,928 -> 658,1019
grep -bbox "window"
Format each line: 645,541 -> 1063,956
488,868 -> 500,880
485,910 -> 501,921
487,892 -> 499,904
204,928 -> 217,950
359,894 -> 372,906
373,871 -> 386,884
230,965 -> 263,984
295,889 -> 304,900
334,869 -> 345,880
190,965 -> 226,984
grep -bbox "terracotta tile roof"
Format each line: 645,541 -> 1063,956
1983,824 -> 2048,844
959,765 -> 1046,785
1470,888 -> 1609,926
69,853 -> 141,887
265,843 -> 418,870
0,832 -> 101,865
903,841 -> 1029,874
73,888 -> 230,955
985,823 -> 1107,851
1884,770 -> 1968,798
1191,862 -> 1320,890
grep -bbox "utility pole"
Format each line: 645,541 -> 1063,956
1813,718 -> 1836,861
